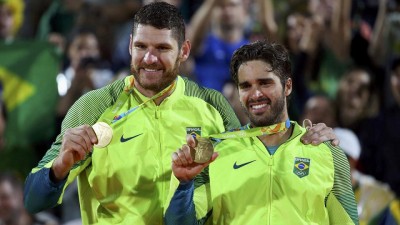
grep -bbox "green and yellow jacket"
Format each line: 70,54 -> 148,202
165,122 -> 359,225
24,75 -> 240,225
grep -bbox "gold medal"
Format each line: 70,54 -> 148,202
192,137 -> 214,163
92,122 -> 113,148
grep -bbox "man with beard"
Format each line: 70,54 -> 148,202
165,40 -> 358,225
23,3 -> 338,224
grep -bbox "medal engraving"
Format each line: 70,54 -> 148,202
192,137 -> 214,163
92,122 -> 113,148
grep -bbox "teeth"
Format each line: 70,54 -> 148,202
252,104 -> 267,109
144,68 -> 158,72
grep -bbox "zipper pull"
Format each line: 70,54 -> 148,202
155,107 -> 160,119
268,155 -> 274,166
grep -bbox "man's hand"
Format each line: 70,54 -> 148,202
51,125 -> 98,182
300,119 -> 339,146
171,135 -> 218,182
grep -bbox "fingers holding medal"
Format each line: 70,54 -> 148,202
171,135 -> 217,182
171,135 -> 215,165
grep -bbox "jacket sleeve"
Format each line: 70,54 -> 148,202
24,167 -> 66,213
326,143 -> 360,225
23,83 -> 119,213
165,167 -> 213,225
23,143 -> 92,213
165,181 -> 198,225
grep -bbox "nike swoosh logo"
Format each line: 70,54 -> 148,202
233,160 -> 256,169
120,133 -> 143,143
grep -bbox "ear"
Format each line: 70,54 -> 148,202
129,34 -> 133,56
285,78 -> 292,96
178,40 -> 191,62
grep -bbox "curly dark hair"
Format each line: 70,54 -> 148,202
230,40 -> 292,88
132,2 -> 186,47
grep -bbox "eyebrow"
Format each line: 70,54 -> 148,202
238,81 -> 249,86
238,77 -> 274,85
133,40 -> 174,47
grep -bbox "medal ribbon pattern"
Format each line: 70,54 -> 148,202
191,119 -> 291,163
111,77 -> 177,124
207,119 -> 291,140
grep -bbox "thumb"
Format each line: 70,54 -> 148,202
302,119 -> 313,130
186,134 -> 197,148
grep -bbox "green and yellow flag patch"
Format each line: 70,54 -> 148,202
293,157 -> 310,178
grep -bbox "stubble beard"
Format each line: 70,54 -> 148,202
243,93 -> 286,127
131,59 -> 180,94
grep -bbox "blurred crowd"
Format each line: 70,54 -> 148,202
0,0 -> 399,224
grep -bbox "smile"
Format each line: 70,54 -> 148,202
143,68 -> 160,72
251,103 -> 267,110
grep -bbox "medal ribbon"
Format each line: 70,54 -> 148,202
206,119 -> 291,140
111,77 -> 177,124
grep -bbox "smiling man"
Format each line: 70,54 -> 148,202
165,40 -> 359,225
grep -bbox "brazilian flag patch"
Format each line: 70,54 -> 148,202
186,127 -> 201,138
293,157 -> 310,178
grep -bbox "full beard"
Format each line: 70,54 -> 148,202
243,94 -> 286,127
131,59 -> 180,94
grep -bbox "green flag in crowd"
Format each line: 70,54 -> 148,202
0,40 -> 61,175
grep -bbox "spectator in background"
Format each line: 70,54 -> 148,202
334,128 -> 395,225
0,172 -> 59,225
336,67 -> 380,131
300,92 -> 394,224
284,12 -> 321,119
299,94 -> 337,127
263,0 -> 352,119
37,0 -> 142,63
187,0 -> 277,92
0,0 -> 24,43
303,0 -> 352,99
277,0 -> 352,109
357,57 -> 400,206
84,0 -> 142,73
369,0 -> 400,68
56,28 -> 114,123
35,0 -> 83,53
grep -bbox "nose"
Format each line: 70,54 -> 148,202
143,50 -> 158,64
251,87 -> 263,99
